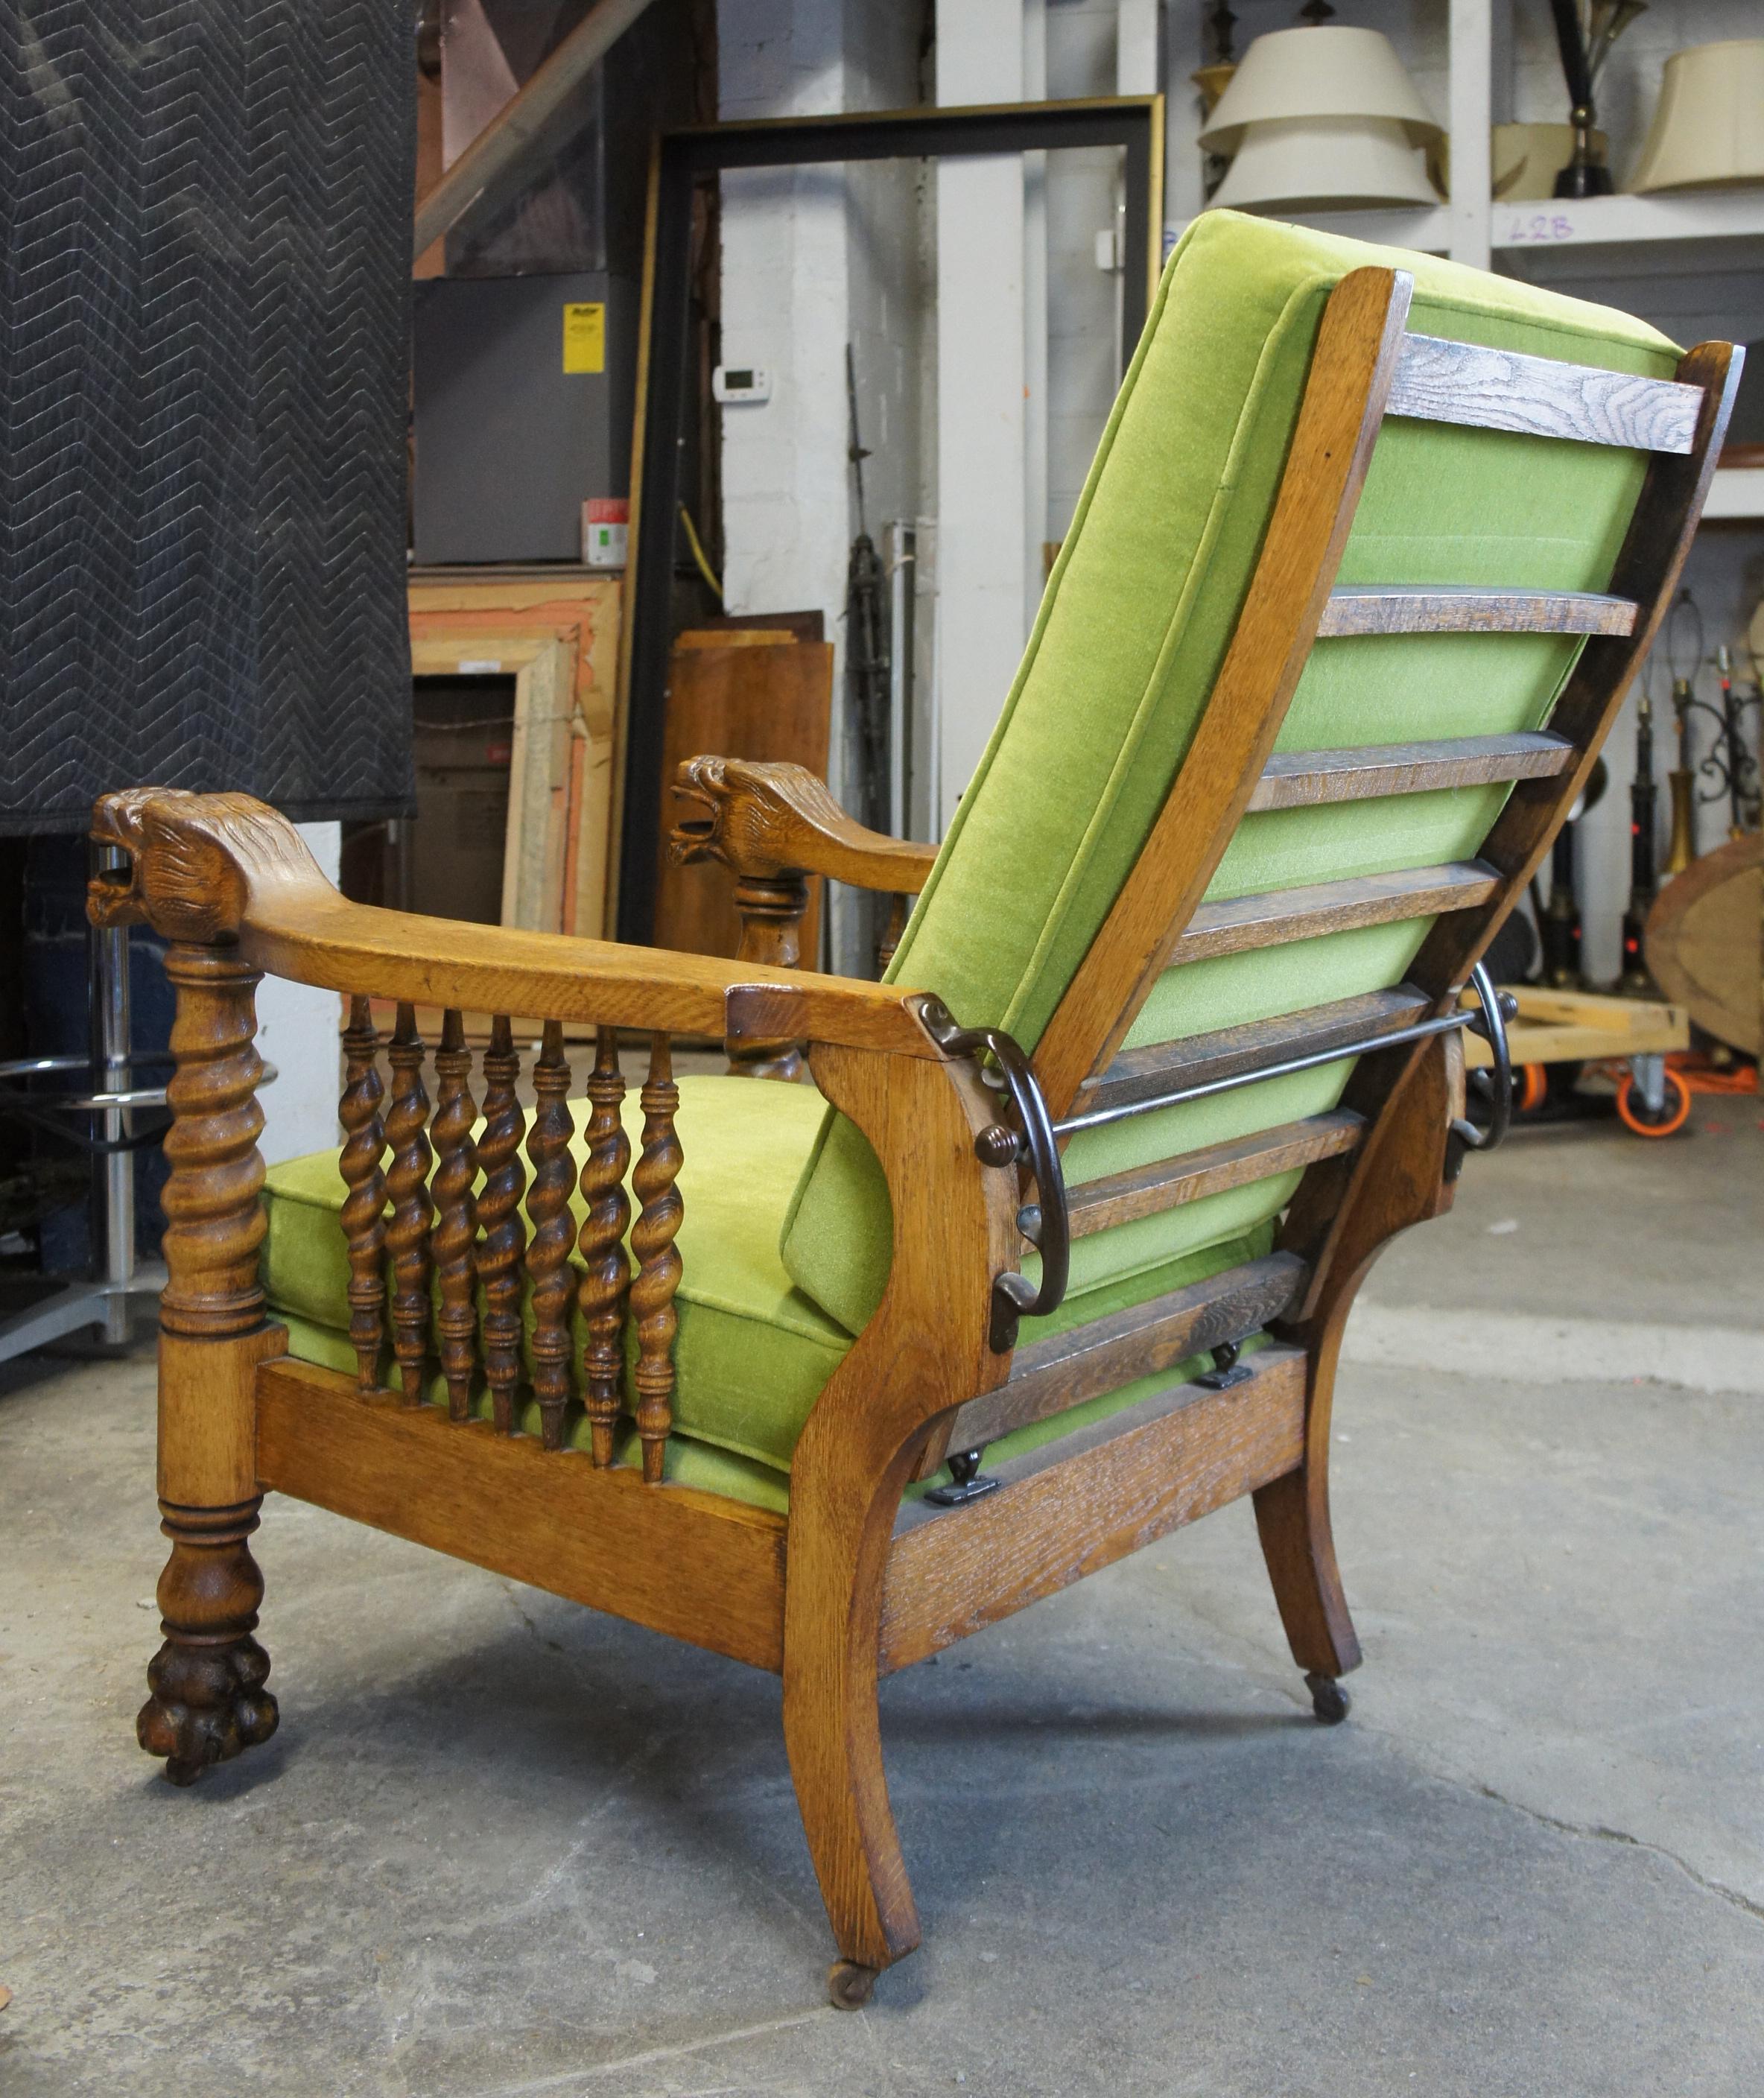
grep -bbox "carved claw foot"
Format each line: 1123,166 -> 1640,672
1305,1671 -> 1351,1725
827,1959 -> 879,2010
139,1498 -> 278,1784
139,1635 -> 278,1784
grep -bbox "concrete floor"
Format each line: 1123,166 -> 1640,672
2,1097 -> 1760,2096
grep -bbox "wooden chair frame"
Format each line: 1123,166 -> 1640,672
95,267 -> 1737,2008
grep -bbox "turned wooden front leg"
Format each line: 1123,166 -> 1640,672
140,942 -> 286,1784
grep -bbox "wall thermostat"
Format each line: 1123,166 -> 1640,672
713,364 -> 772,404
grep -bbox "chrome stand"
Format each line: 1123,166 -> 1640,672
0,843 -> 167,1362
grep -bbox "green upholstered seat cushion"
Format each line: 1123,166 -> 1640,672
264,1075 -> 848,1479
263,1073 -> 1273,1510
779,209 -> 1681,1337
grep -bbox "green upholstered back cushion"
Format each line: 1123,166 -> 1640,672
781,209 -> 1680,1336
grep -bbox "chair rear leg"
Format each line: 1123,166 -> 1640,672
1252,1462 -> 1360,1721
1252,1317 -> 1361,1721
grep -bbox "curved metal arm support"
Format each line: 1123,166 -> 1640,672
1447,961 -> 1518,1178
916,998 -> 1070,1353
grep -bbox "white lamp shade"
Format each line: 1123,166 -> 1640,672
1211,116 -> 1440,212
1199,26 -> 1441,153
1629,39 -> 1764,193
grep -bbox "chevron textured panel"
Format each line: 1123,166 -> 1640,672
0,1 -> 415,834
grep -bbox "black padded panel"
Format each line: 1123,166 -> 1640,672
0,1 -> 416,834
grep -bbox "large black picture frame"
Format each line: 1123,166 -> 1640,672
611,96 -> 1167,942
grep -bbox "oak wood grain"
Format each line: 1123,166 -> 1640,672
672,755 -> 939,893
629,1033 -> 684,1483
653,644 -> 833,960
524,1020 -> 575,1452
578,1027 -> 632,1466
88,787 -> 942,1056
338,997 -> 387,1392
1170,863 -> 1498,966
157,945 -> 270,1343
782,1042 -> 1019,1971
1067,1112 -> 1363,1239
1295,340 -> 1742,1337
936,1250 -> 1308,1460
1032,267 -> 1416,1118
432,1010 -> 479,1422
140,938 -> 282,1784
1387,332 -> 1701,453
1263,1031 -> 1462,1677
880,1346 -> 1307,1673
1249,732 -> 1573,811
255,1359 -> 788,1671
475,1016 -> 527,1435
384,1005 -> 434,1407
1082,986 -> 1433,1116
1316,587 -> 1637,638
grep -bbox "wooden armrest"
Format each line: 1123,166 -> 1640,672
87,787 -> 942,1059
670,756 -> 938,894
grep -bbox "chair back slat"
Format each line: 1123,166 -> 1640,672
1170,861 -> 1497,966
1249,732 -> 1572,811
1318,586 -> 1636,638
1067,1113 -> 1362,1240
1085,986 -> 1431,1117
936,1252 -> 1309,1459
1387,332 -> 1702,452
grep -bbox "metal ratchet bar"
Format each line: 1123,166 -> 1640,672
1053,1008 -> 1479,1139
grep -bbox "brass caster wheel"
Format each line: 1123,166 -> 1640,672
827,1959 -> 878,2011
1305,1672 -> 1351,1725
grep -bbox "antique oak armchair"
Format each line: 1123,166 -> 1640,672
96,214 -> 1736,2007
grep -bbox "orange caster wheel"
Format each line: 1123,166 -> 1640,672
1516,1063 -> 1547,1115
1616,1065 -> 1691,1138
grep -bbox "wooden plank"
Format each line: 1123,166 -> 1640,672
1497,985 -> 1655,1027
501,639 -> 577,934
255,1358 -> 788,1672
1067,1112 -> 1363,1239
1467,1008 -> 1688,1069
1643,833 -> 1763,1056
1170,863 -> 1498,966
674,628 -> 800,650
939,1251 -> 1307,1456
1249,732 -> 1572,810
1388,332 -> 1702,454
880,1346 -> 1307,1673
1083,986 -> 1432,1117
1317,587 -> 1637,638
653,640 -> 834,961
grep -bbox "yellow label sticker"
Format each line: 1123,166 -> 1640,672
562,302 -> 605,374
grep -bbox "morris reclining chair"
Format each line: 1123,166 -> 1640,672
95,213 -> 1736,2006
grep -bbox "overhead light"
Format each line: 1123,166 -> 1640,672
1199,25 -> 1442,212
1629,39 -> 1764,193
